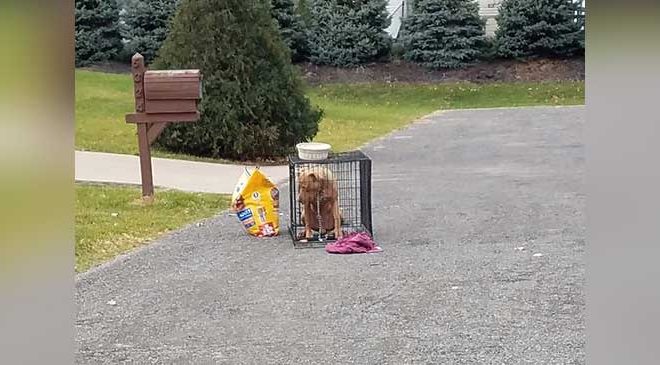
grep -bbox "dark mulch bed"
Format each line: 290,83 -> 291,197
297,58 -> 584,85
82,57 -> 584,84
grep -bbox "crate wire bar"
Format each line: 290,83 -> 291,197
289,151 -> 372,248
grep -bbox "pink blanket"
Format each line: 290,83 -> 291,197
325,232 -> 383,254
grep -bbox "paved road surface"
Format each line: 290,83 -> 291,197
76,106 -> 585,364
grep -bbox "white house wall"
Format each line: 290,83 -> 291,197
386,0 -> 503,38
386,0 -> 585,38
479,0 -> 502,36
385,0 -> 406,38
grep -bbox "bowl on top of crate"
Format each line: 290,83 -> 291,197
288,150 -> 373,248
296,142 -> 331,160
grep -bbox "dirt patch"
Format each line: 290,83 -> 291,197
297,58 -> 584,85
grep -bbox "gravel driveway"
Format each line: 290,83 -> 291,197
76,105 -> 586,364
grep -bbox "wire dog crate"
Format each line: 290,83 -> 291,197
288,151 -> 372,248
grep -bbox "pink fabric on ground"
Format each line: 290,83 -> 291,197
325,232 -> 382,254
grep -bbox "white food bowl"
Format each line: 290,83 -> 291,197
296,142 -> 331,160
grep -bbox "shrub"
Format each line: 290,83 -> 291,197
495,0 -> 585,58
399,0 -> 486,69
75,0 -> 123,66
120,0 -> 180,65
308,0 -> 391,67
152,0 -> 322,161
480,36 -> 499,61
390,41 -> 405,61
271,0 -> 309,62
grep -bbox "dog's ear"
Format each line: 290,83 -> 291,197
308,172 -> 318,181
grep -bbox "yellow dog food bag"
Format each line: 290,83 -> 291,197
231,168 -> 280,237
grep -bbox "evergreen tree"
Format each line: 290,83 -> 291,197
271,0 -> 309,62
308,0 -> 391,67
296,0 -> 312,26
153,0 -> 322,161
399,0 -> 486,69
121,0 -> 180,64
495,0 -> 584,58
75,0 -> 123,66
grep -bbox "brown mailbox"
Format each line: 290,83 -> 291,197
144,70 -> 202,113
125,53 -> 203,200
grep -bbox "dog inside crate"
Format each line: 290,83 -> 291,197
289,152 -> 371,245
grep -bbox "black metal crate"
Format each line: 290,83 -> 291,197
288,151 -> 372,248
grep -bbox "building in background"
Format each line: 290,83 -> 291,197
386,0 -> 585,39
386,0 -> 502,38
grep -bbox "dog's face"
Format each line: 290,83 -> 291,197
299,171 -> 322,201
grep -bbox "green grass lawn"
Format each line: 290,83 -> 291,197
75,183 -> 229,272
307,82 -> 584,151
76,71 -> 137,155
75,69 -> 584,158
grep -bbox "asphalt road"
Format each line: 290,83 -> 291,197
76,106 -> 585,364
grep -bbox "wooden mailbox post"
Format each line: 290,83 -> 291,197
125,53 -> 202,198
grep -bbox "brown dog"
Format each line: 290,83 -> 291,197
298,166 -> 342,239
